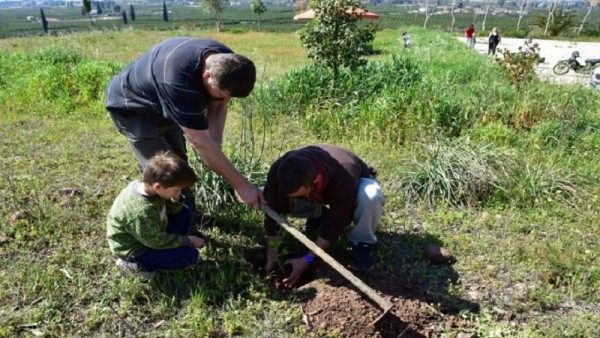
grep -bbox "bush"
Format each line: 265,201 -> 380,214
496,41 -> 541,87
399,138 -> 513,208
255,54 -> 421,142
503,158 -> 582,208
0,48 -> 123,116
503,29 -> 529,38
262,54 -> 420,113
471,122 -> 518,147
228,27 -> 247,34
299,0 -> 377,83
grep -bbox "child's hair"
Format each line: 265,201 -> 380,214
142,152 -> 197,188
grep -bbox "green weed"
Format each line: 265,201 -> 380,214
399,138 -> 512,208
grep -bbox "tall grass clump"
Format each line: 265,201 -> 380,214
399,138 -> 585,208
503,158 -> 583,208
192,99 -> 271,215
399,138 -> 513,208
505,82 -> 600,131
256,54 -> 421,143
0,47 -> 123,116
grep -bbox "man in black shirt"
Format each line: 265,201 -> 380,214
106,37 -> 264,218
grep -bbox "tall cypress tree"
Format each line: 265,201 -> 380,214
82,0 -> 91,15
82,0 -> 94,26
129,4 -> 136,21
162,1 -> 169,22
122,11 -> 128,25
96,2 -> 102,15
40,8 -> 48,34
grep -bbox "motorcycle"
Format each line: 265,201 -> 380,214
553,51 -> 600,75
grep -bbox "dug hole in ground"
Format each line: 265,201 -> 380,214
245,240 -> 469,337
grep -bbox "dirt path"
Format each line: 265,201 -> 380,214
470,37 -> 600,86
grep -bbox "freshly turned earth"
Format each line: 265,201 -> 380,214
245,246 -> 471,337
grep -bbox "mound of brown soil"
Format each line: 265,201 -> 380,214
245,246 -> 474,337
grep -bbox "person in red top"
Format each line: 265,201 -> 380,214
263,145 -> 386,287
464,24 -> 476,49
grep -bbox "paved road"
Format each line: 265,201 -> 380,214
469,37 -> 600,86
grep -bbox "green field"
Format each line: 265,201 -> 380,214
3,3 -> 600,40
0,25 -> 599,337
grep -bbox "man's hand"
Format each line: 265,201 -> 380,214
188,236 -> 206,249
234,182 -> 265,210
282,256 -> 310,288
181,127 -> 265,210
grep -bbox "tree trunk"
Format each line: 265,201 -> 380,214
482,0 -> 493,32
578,4 -> 593,36
544,1 -> 557,36
214,13 -> 222,33
450,0 -> 456,33
423,0 -> 433,29
258,14 -> 262,31
516,0 -> 529,31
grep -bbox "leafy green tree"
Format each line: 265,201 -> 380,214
163,1 -> 169,22
129,4 -> 136,21
122,11 -> 128,25
201,0 -> 227,32
251,0 -> 267,31
40,8 -> 48,34
532,8 -> 578,37
299,0 -> 376,84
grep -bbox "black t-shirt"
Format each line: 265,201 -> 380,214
105,37 -> 233,130
489,33 -> 500,44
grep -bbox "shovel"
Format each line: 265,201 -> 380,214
261,204 -> 393,326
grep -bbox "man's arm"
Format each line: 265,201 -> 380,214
206,98 -> 229,147
180,126 -> 264,209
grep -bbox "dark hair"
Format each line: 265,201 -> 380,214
142,152 -> 197,188
277,155 -> 317,195
206,53 -> 256,98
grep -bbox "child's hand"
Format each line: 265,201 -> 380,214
188,236 -> 206,249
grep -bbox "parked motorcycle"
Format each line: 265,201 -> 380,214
553,51 -> 600,75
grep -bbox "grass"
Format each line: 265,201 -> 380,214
1,27 -> 599,337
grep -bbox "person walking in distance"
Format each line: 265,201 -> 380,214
464,24 -> 476,49
488,27 -> 501,56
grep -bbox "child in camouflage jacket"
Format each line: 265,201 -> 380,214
107,152 -> 205,277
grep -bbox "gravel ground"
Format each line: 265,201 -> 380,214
469,37 -> 600,86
